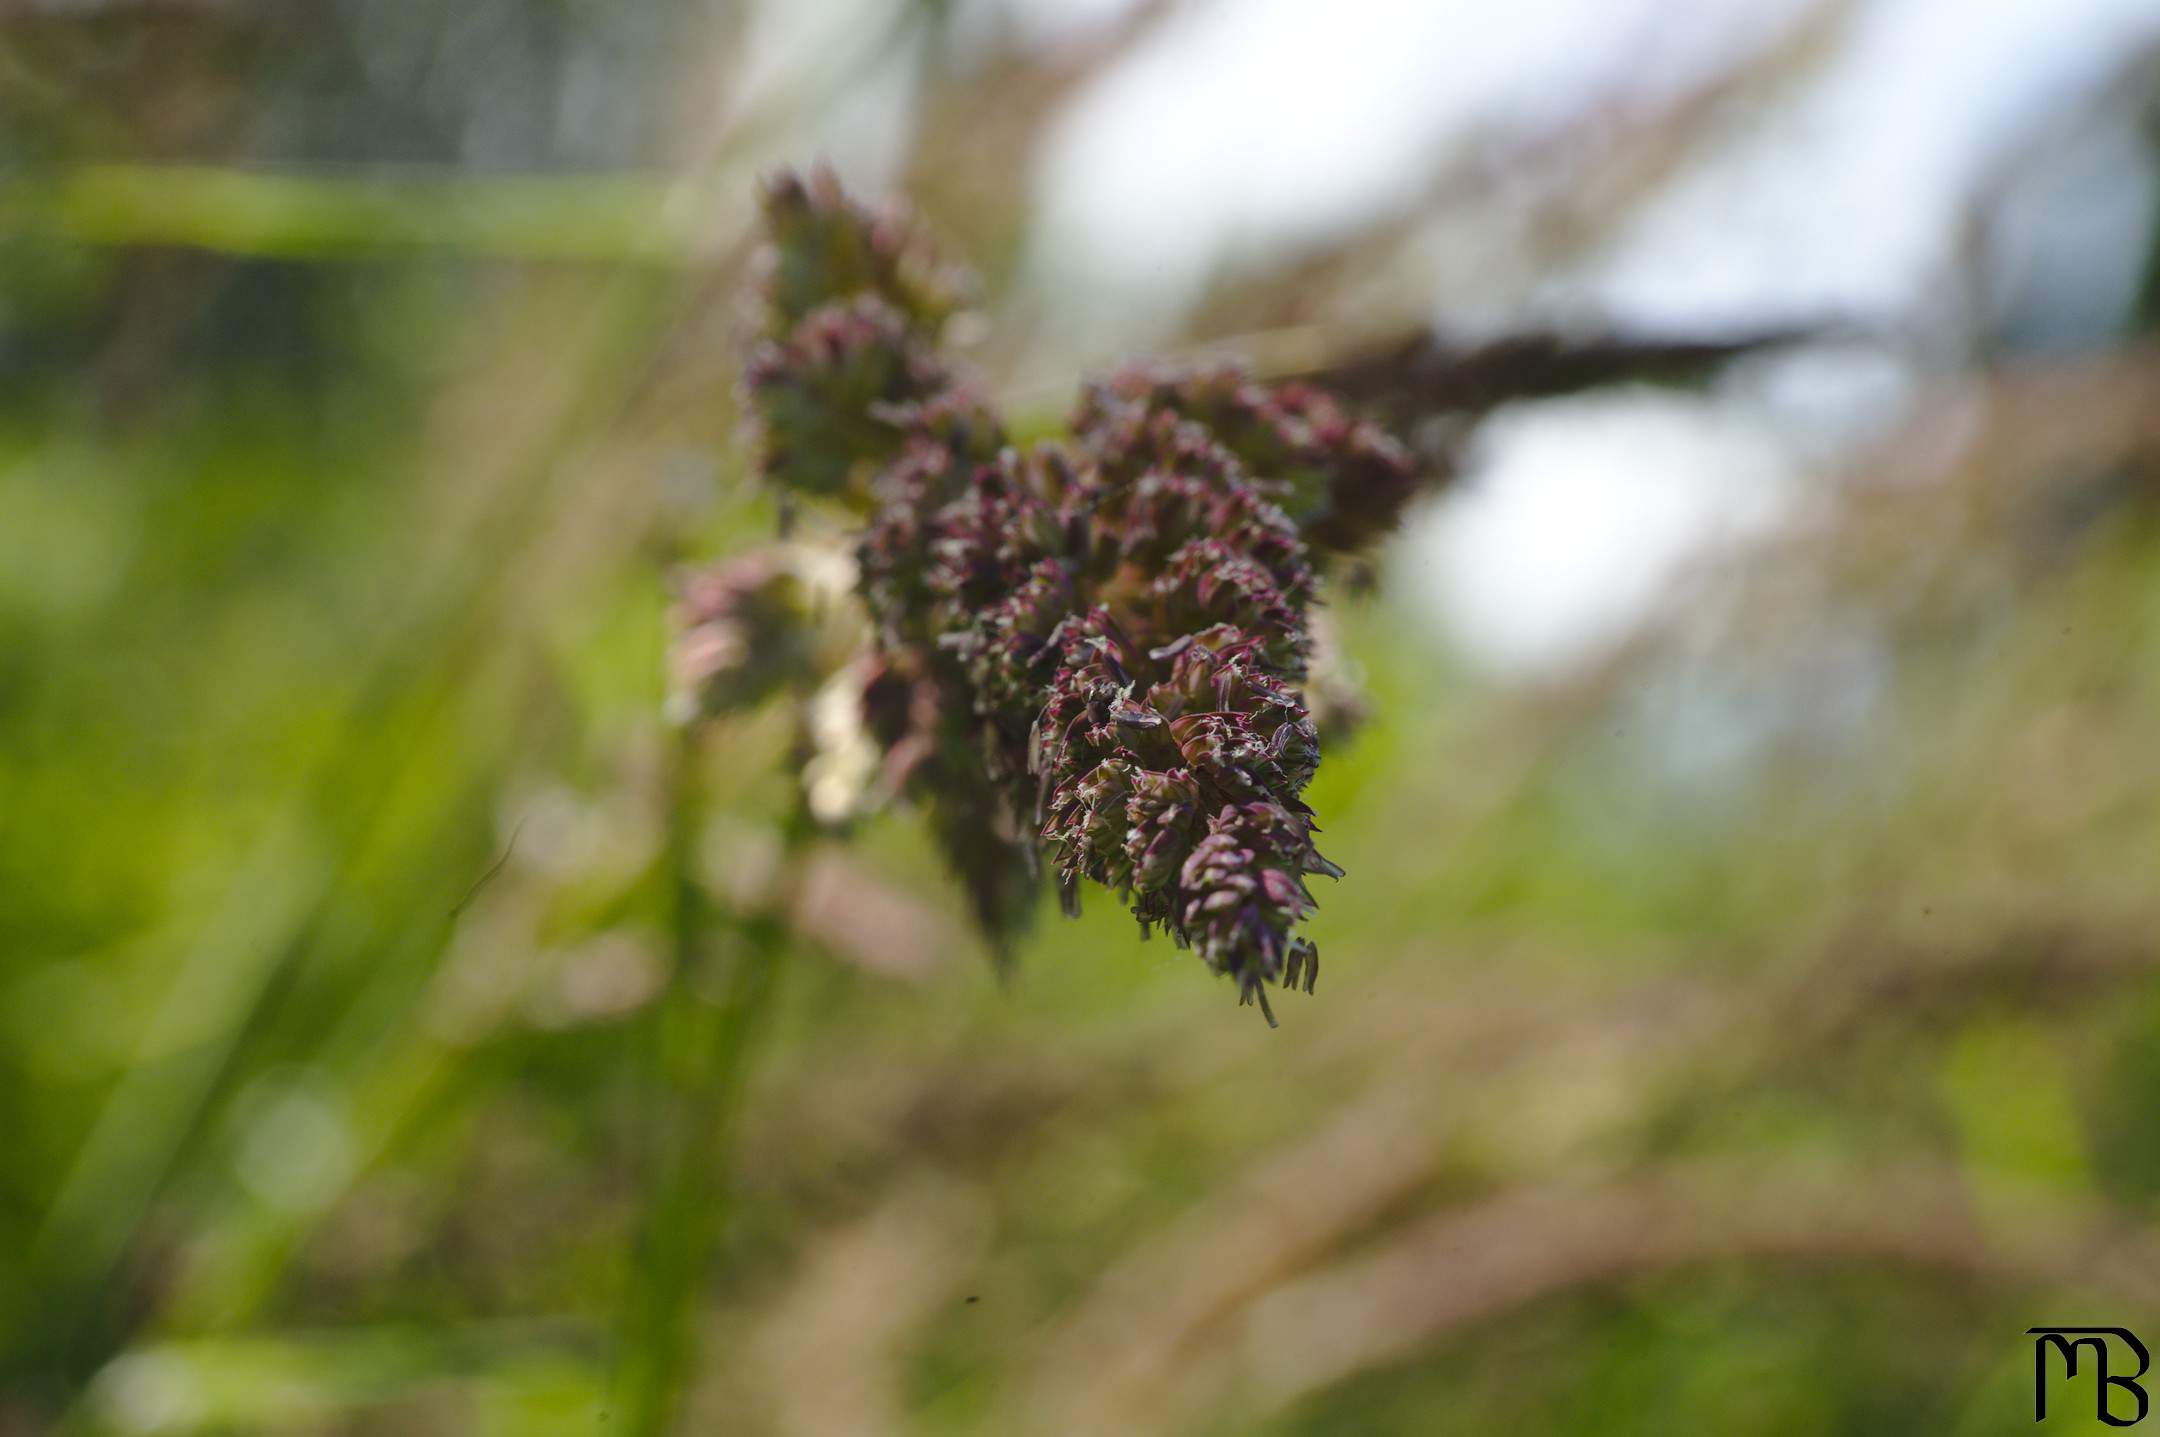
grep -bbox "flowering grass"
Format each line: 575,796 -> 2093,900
691,168 -> 1422,1019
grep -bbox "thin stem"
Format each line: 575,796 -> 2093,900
611,722 -> 799,1437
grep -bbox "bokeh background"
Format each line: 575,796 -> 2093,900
7,0 -> 2160,1432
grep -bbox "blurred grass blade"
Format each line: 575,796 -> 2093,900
0,166 -> 713,264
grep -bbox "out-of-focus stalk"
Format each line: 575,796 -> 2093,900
612,722 -> 800,1437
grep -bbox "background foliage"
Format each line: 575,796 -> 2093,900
5,2 -> 2160,1434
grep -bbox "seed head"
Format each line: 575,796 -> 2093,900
717,169 -> 1422,1016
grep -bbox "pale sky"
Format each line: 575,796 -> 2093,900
1018,0 -> 2160,672
755,0 -> 2160,674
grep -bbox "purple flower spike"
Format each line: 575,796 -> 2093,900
718,169 -> 1419,1015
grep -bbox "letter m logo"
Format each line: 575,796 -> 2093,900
2030,1326 -> 2151,1426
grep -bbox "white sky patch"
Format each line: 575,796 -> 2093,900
1028,0 -> 1818,347
1030,0 -> 2160,339
1402,394 -> 1797,676
1581,0 -> 2160,331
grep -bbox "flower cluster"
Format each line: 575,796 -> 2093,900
709,167 -> 1418,1018
1074,366 -> 1420,558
